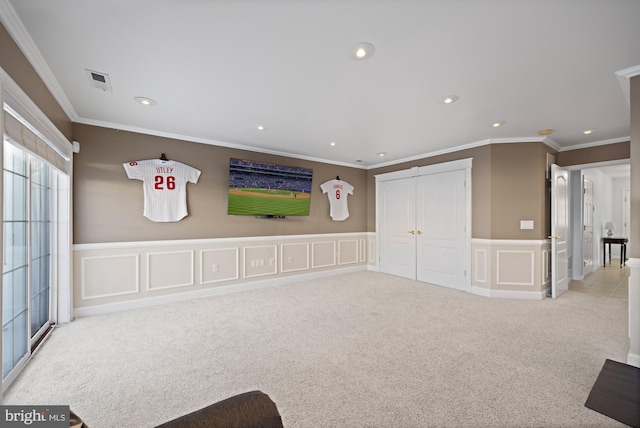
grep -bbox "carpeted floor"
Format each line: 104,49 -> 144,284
3,271 -> 630,427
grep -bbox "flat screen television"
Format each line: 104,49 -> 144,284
227,158 -> 313,217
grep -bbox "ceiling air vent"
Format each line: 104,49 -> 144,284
85,69 -> 112,92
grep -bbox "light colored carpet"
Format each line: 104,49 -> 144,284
4,271 -> 630,427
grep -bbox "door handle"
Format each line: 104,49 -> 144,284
408,230 -> 415,235
416,230 -> 423,235
548,235 -> 562,239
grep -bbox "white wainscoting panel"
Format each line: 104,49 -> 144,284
281,243 -> 310,273
73,233 -> 369,315
542,248 -> 551,288
496,250 -> 535,286
312,241 -> 336,268
339,239 -> 358,265
359,239 -> 366,263
147,251 -> 195,291
368,237 -> 376,265
200,248 -> 239,285
81,254 -> 140,300
471,239 -> 547,300
243,245 -> 278,278
474,248 -> 488,284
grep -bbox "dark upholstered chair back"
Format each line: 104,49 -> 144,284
155,390 -> 284,428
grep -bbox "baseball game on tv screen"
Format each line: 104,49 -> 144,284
227,158 -> 313,216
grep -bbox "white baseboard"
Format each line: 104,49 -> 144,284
471,286 -> 545,300
627,353 -> 640,368
74,265 -> 367,318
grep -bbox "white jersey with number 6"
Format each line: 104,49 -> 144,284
123,159 -> 201,222
320,179 -> 354,221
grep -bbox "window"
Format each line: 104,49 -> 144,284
2,141 -> 56,382
1,68 -> 73,391
2,142 -> 29,379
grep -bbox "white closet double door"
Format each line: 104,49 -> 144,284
376,161 -> 470,291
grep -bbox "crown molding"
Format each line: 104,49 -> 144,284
367,136 -> 560,169
558,136 -> 630,152
2,0 -> 634,172
0,0 -> 78,121
615,64 -> 640,105
74,116 -> 368,169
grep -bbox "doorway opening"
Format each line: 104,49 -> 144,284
556,159 -> 630,290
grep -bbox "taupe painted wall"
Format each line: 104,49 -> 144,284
367,142 -> 556,240
72,124 -> 368,244
367,145 -> 491,237
557,141 -> 630,167
0,23 -> 72,139
490,143 -> 553,240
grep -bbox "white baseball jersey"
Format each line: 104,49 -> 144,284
123,159 -> 201,222
320,179 -> 354,221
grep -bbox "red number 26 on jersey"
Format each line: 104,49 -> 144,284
154,175 -> 176,190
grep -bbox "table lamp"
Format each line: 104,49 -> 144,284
604,222 -> 616,237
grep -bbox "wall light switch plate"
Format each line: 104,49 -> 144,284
520,220 -> 534,230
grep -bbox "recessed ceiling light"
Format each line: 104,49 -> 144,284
134,96 -> 157,106
256,125 -> 267,131
443,95 -> 459,104
350,42 -> 375,61
329,141 -> 337,147
492,121 -> 506,128
377,152 -> 387,157
538,129 -> 554,136
583,128 -> 597,135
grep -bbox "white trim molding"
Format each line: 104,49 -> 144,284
147,250 -> 195,291
471,287 -> 546,300
75,265 -> 366,318
80,254 -> 140,300
0,1 -> 78,122
627,257 -> 640,368
471,238 -> 550,300
73,233 -> 369,317
615,64 -> 640,106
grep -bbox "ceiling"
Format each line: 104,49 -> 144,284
2,0 -> 639,169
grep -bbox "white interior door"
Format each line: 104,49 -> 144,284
551,164 -> 570,298
377,178 -> 416,279
415,170 -> 467,290
582,177 -> 594,276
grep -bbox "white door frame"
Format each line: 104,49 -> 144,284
375,158 -> 472,291
582,177 -> 594,276
551,164 -> 570,298
623,188 -> 631,258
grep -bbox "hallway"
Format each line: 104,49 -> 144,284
569,260 -> 629,299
